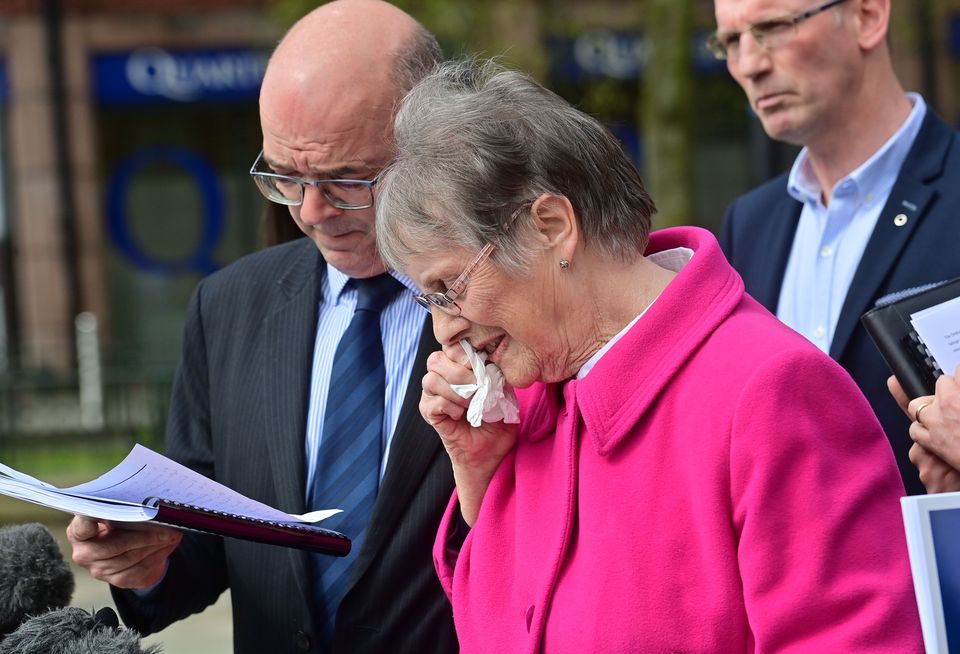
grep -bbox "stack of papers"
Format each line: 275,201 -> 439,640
0,444 -> 347,555
911,295 -> 960,376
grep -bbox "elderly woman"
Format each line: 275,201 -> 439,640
375,60 -> 921,652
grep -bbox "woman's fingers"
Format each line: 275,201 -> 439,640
420,377 -> 468,429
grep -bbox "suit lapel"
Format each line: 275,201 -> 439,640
349,319 -> 444,584
829,112 -> 952,359
261,239 -> 322,604
749,197 -> 801,312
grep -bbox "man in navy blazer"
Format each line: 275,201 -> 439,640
66,2 -> 458,652
712,0 -> 960,495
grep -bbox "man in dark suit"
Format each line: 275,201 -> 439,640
711,0 -> 960,496
66,1 -> 458,652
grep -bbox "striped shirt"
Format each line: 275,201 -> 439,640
304,263 -> 428,497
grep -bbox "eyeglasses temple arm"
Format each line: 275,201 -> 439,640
447,243 -> 495,299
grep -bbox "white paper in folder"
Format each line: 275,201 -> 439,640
911,295 -> 960,375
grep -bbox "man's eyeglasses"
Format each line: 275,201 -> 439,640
249,150 -> 387,210
414,201 -> 533,316
706,0 -> 848,61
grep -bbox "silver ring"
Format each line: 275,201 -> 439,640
915,402 -> 931,426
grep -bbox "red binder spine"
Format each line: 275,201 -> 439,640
153,500 -> 351,556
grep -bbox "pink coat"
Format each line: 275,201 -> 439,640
434,226 -> 922,653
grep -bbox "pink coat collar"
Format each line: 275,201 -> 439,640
519,226 -> 745,455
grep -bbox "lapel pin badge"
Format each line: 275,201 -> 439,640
893,213 -> 908,227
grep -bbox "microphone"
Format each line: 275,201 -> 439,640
0,523 -> 159,653
0,606 -> 161,654
0,523 -> 75,637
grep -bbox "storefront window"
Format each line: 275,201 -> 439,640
92,48 -> 267,369
544,30 -> 753,232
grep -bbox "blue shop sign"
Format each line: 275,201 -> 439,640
93,47 -> 268,105
546,31 -> 725,82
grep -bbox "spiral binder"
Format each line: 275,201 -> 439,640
151,499 -> 352,556
862,277 -> 960,399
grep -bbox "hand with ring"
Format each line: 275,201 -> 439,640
889,368 -> 960,492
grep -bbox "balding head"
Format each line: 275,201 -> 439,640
256,0 -> 440,278
263,0 -> 423,128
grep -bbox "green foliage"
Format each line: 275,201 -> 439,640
267,0 -> 546,78
267,0 -> 314,30
270,0 -> 488,51
642,0 -> 694,227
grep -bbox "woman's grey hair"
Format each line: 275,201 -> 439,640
376,58 -> 657,275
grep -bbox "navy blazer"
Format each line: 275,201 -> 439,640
720,109 -> 960,496
112,238 -> 457,654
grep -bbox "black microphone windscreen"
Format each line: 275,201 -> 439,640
0,523 -> 75,636
93,606 -> 120,630
0,606 -> 162,654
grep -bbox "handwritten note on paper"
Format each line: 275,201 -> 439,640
0,474 -> 158,522
0,444 -> 340,525
64,445 -> 338,524
911,296 -> 960,376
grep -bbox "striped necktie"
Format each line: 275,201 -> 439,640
309,273 -> 404,645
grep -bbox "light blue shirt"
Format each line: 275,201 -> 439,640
136,263 -> 427,600
304,263 -> 427,499
777,92 -> 926,353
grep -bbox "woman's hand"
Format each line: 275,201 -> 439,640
890,368 -> 960,492
909,442 -> 960,493
421,344 -> 518,525
906,368 -> 960,468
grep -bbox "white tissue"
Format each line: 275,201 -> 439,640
449,339 -> 520,428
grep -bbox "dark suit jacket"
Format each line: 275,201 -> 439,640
720,109 -> 960,497
112,238 -> 458,653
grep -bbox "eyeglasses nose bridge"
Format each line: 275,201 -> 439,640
732,28 -> 773,67
414,293 -> 460,317
740,27 -> 768,53
434,298 -> 463,318
302,180 -> 343,210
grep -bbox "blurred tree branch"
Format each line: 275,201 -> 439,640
642,0 -> 694,228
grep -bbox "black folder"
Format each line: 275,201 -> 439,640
150,499 -> 351,556
861,277 -> 960,400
